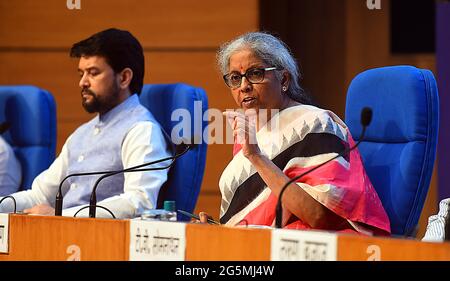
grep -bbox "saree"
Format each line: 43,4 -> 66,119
219,105 -> 390,235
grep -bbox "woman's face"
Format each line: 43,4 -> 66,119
227,49 -> 287,112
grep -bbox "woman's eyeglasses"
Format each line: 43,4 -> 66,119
223,67 -> 279,89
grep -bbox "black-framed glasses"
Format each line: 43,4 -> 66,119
223,67 -> 279,89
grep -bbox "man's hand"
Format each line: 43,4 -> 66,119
23,204 -> 55,216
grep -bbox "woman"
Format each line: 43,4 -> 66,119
201,32 -> 390,235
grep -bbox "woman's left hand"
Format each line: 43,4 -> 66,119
223,110 -> 261,159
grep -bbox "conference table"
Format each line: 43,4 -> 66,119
0,214 -> 449,261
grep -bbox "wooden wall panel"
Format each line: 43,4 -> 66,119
0,0 -> 258,48
0,0 -> 259,218
0,52 -> 88,122
345,0 -> 391,88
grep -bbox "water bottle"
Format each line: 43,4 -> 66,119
163,200 -> 177,222
140,200 -> 177,221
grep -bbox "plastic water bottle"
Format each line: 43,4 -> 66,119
163,200 -> 177,222
140,200 -> 177,221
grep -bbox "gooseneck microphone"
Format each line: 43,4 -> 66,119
55,141 -> 181,216
275,107 -> 373,228
55,164 -> 176,216
88,142 -> 195,218
55,141 -> 193,216
55,170 -> 116,216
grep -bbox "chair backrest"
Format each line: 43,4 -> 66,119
345,66 -> 439,236
0,85 -> 57,190
139,83 -> 208,220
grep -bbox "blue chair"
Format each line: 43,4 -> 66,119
345,66 -> 439,236
0,86 -> 57,190
139,83 -> 208,220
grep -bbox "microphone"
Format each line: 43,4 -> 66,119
54,130 -> 182,216
55,170 -> 117,216
54,141 -> 193,216
88,141 -> 196,218
275,107 -> 372,228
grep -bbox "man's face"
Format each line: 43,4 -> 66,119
77,55 -> 121,114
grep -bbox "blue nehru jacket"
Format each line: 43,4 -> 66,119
63,94 -> 153,208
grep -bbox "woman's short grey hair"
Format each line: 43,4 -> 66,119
217,32 -> 310,104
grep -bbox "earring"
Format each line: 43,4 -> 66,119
282,86 -> 287,92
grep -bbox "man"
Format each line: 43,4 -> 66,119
0,135 -> 21,196
0,28 -> 172,218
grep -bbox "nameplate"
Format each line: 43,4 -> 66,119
0,213 -> 9,253
271,229 -> 337,261
129,220 -> 186,261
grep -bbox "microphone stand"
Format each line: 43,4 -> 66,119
55,142 -> 191,216
55,170 -> 116,216
55,157 -> 177,216
88,144 -> 192,218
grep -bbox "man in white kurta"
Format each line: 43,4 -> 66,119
0,28 -> 171,218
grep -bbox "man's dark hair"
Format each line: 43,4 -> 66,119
70,28 -> 145,95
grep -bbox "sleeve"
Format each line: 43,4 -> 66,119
281,113 -> 350,220
422,198 -> 450,242
282,111 -> 348,189
283,111 -> 390,234
62,121 -> 172,219
0,137 -> 71,213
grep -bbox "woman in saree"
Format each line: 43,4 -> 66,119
200,32 -> 390,235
